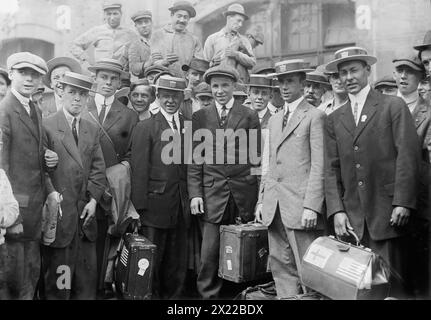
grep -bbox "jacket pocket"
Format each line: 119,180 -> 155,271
384,183 -> 395,197
203,176 -> 214,187
148,180 -> 167,194
14,194 -> 30,208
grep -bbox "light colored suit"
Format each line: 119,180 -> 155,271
259,98 -> 326,298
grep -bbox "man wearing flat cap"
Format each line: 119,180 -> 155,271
255,59 -> 326,298
83,58 -> 138,295
42,72 -> 107,300
0,52 -> 59,299
204,3 -> 256,83
324,47 -> 421,298
126,10 -> 153,79
246,27 -> 264,50
373,75 -> 398,96
71,2 -> 137,71
149,1 -> 204,77
131,75 -> 190,299
188,64 -> 261,299
40,57 -> 82,118
194,82 -> 214,110
393,53 -> 431,297
303,69 -> 331,108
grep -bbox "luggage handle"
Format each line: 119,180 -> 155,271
335,229 -> 361,250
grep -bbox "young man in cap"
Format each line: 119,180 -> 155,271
188,64 -> 261,299
149,1 -> 203,77
324,47 -> 421,298
180,58 -> 210,120
71,2 -> 137,70
373,75 -> 398,96
248,74 -> 273,129
0,67 -> 11,102
131,75 -> 189,299
42,72 -> 107,300
393,53 -> 431,298
126,10 -> 153,79
304,69 -> 331,107
415,30 -> 431,76
40,57 -> 82,118
255,59 -> 326,298
0,52 -> 59,299
129,79 -> 156,121
84,58 -> 138,295
194,82 -> 214,109
318,68 -> 348,115
246,28 -> 264,50
204,3 -> 256,83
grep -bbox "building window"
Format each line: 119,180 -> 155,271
322,2 -> 356,48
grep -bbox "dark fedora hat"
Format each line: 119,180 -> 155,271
414,30 -> 431,52
43,57 -> 82,88
58,72 -> 95,93
305,70 -> 330,86
168,1 -> 196,18
182,58 -> 210,73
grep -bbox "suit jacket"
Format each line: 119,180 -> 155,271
44,111 -> 107,247
325,89 -> 421,241
259,99 -> 326,230
131,112 -> 189,229
0,91 -> 54,240
84,98 -> 139,168
188,100 -> 261,224
260,108 -> 272,130
40,92 -> 57,119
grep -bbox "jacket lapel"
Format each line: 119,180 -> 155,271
276,99 -> 308,150
207,105 -> 222,130
78,119 -> 90,162
87,98 -> 99,123
339,101 -> 356,137
103,100 -> 123,132
353,90 -> 379,143
11,94 -> 40,141
57,111 -> 83,168
261,108 -> 272,128
226,101 -> 243,131
412,100 -> 428,129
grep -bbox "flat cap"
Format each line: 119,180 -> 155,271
103,2 -> 122,11
7,52 -> 48,75
182,58 -> 210,73
59,72 -> 95,92
88,58 -> 128,78
204,64 -> 240,84
393,53 -> 424,72
194,82 -> 212,98
373,75 -> 397,89
305,70 -> 330,86
248,74 -> 272,88
156,75 -> 187,92
43,57 -> 82,87
247,28 -> 264,45
224,3 -> 249,20
144,65 -> 169,78
168,1 -> 196,18
131,10 -> 152,22
251,61 -> 275,75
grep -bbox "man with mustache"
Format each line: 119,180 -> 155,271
149,1 -> 204,77
83,58 -> 138,297
40,57 -> 82,118
71,2 -> 137,71
324,47 -> 421,298
204,3 -> 256,83
303,69 -> 331,108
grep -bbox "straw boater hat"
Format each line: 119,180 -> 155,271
58,72 -> 96,93
325,47 -> 377,72
248,74 -> 273,89
270,59 -> 314,78
155,75 -> 187,92
43,57 -> 82,88
223,3 -> 249,20
88,58 -> 128,78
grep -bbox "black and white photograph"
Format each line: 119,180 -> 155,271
0,0 -> 430,309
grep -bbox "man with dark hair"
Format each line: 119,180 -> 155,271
129,79 -> 156,121
304,69 -> 331,107
324,47 -> 421,298
149,1 -> 203,76
204,3 -> 256,83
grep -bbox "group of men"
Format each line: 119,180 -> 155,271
0,0 -> 430,301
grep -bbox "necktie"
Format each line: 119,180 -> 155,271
220,105 -> 228,128
72,118 -> 78,146
353,102 -> 359,125
29,101 -> 39,127
171,118 -> 178,132
282,108 -> 290,130
99,104 -> 107,124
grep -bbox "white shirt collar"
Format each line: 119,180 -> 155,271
258,108 -> 268,119
215,98 -> 235,113
95,93 -> 115,107
11,88 -> 30,106
159,107 -> 180,131
397,90 -> 419,113
62,108 -> 81,130
284,96 -> 304,115
348,84 -> 371,106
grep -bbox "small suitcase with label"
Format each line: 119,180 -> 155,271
115,232 -> 157,300
219,222 -> 271,283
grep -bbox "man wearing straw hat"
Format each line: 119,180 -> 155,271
42,72 -> 107,300
324,47 -> 421,297
131,75 -> 190,299
255,59 -> 326,298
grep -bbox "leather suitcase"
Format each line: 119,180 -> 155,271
115,233 -> 156,300
219,223 -> 270,283
301,231 -> 390,300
